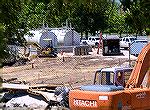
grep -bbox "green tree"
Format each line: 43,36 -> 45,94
0,24 -> 8,66
46,0 -> 67,27
0,0 -> 24,44
19,2 -> 47,30
125,2 -> 147,35
69,0 -> 110,38
141,0 -> 150,35
119,0 -> 150,35
46,0 -> 111,38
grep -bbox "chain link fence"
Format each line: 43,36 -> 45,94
1,46 -> 137,85
1,37 -> 149,109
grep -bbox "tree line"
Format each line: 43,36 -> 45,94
0,0 -> 149,64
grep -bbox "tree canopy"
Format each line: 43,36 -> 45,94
0,0 -> 150,63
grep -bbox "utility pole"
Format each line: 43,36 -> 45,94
129,43 -> 131,67
97,32 -> 102,54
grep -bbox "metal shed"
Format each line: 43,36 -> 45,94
102,35 -> 120,56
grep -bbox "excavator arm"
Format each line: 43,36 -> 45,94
69,42 -> 150,110
126,42 -> 150,88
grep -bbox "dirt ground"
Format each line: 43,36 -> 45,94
1,49 -> 137,88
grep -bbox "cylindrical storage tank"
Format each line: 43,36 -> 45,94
51,29 -> 80,46
51,29 -> 66,46
64,30 -> 80,46
40,31 -> 58,48
24,30 -> 57,48
24,30 -> 42,44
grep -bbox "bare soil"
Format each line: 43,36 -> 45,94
1,49 -> 136,88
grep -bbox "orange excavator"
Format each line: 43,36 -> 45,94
69,42 -> 150,110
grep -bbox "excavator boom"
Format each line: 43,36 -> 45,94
69,42 -> 150,110
126,43 -> 150,88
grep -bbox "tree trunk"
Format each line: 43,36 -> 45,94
85,31 -> 88,40
80,32 -> 83,40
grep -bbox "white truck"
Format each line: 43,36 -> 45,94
80,36 -> 100,47
120,36 -> 137,49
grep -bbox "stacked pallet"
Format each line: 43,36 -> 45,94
73,45 -> 90,55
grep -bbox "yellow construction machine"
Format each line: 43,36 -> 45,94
38,39 -> 57,58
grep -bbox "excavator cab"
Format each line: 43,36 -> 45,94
93,67 -> 132,87
69,43 -> 150,110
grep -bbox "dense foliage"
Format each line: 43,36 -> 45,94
0,0 -> 149,63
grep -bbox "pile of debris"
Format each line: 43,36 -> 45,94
1,82 -> 70,110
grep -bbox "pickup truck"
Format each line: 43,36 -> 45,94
120,36 -> 137,49
80,36 -> 100,47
